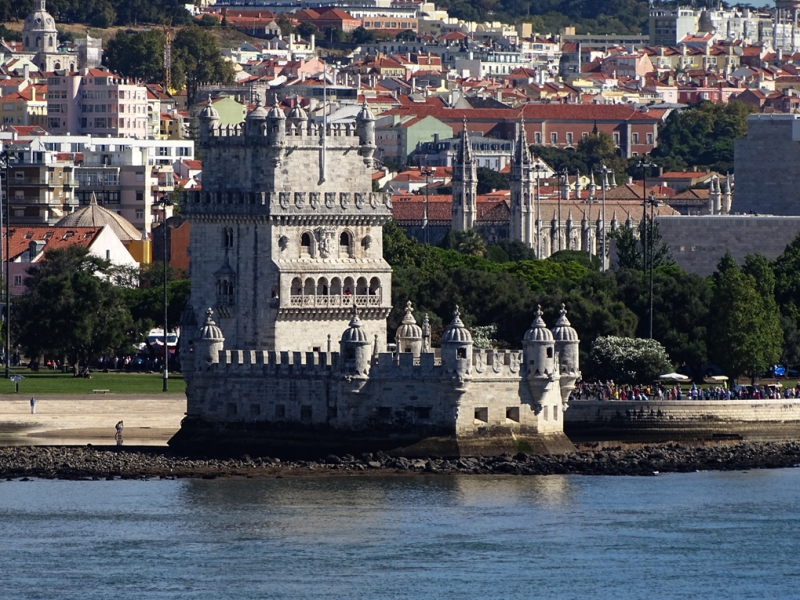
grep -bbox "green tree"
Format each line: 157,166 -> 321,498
651,100 -> 755,173
296,21 -> 319,38
588,336 -> 672,384
476,166 -> 509,194
104,29 -> 165,83
772,234 -> 800,365
14,246 -> 135,371
324,27 -> 348,43
709,253 -> 782,383
172,26 -> 235,105
276,14 -> 295,35
351,26 -> 375,44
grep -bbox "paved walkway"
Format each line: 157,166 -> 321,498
0,394 -> 186,446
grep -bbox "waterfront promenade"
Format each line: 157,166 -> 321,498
0,394 -> 185,446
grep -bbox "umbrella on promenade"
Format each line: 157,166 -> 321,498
659,372 -> 690,381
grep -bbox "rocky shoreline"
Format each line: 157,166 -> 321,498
0,441 -> 800,480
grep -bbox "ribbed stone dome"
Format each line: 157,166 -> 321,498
267,96 -> 285,120
288,104 -> 308,120
341,308 -> 369,344
197,308 -> 224,341
396,301 -> 422,340
552,303 -> 579,342
23,0 -> 57,53
55,193 -> 141,242
199,98 -> 220,120
524,305 -> 554,342
246,96 -> 268,121
356,100 -> 375,122
441,306 -> 472,344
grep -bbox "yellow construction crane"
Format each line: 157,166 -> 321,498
163,26 -> 173,92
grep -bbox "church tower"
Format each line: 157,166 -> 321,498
510,119 -> 534,247
451,120 -> 477,232
182,98 -> 393,354
22,0 -> 62,72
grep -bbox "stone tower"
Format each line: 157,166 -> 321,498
451,121 -> 477,232
395,301 -> 423,357
182,96 -> 393,354
440,306 -> 473,379
551,303 -> 580,409
510,119 -> 535,247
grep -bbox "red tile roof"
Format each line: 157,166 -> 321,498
5,226 -> 102,261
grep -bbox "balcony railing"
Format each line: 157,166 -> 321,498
288,293 -> 382,308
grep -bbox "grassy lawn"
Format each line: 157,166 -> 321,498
0,369 -> 185,396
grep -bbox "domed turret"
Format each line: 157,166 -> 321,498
266,93 -> 286,146
441,305 -> 473,378
246,94 -> 268,137
523,305 -> 555,376
552,303 -> 580,411
356,100 -> 376,161
288,102 -> 308,134
198,98 -> 220,143
396,301 -> 423,357
195,308 -> 225,366
339,306 -> 371,376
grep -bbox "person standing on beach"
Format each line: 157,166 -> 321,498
30,397 -> 36,414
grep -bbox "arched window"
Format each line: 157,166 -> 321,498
369,277 -> 381,297
343,277 -> 354,297
48,36 -> 54,47
36,36 -> 42,48
339,231 -> 351,246
317,277 -> 329,295
54,62 -> 61,70
330,277 -> 342,295
301,232 -> 312,247
303,277 -> 315,296
339,230 -> 353,258
291,277 -> 302,295
222,227 -> 233,248
356,277 -> 368,295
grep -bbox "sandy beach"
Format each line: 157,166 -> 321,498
0,394 -> 186,446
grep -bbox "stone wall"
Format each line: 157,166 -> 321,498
656,215 -> 800,276
734,114 -> 800,216
565,399 -> 800,443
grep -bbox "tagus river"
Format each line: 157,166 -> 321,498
2,470 -> 800,599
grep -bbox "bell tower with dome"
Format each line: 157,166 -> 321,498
22,0 -> 64,72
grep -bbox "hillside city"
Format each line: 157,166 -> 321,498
1,0 -> 800,387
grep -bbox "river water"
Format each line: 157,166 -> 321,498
1,470 -> 799,599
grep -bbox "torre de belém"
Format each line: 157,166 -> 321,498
171,97 -> 581,457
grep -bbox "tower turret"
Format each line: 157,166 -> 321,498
339,306 -> 372,377
245,94 -> 268,137
395,300 -> 423,357
552,303 -> 580,409
195,308 -> 225,367
440,306 -> 473,378
708,174 -> 721,215
723,172 -> 732,214
288,103 -> 308,134
523,305 -> 556,400
267,94 -> 286,146
356,100 -> 376,162
451,120 -> 477,232
198,98 -> 220,144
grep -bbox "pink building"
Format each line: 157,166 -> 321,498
601,53 -> 655,79
45,68 -> 148,138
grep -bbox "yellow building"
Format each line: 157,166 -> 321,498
0,84 -> 47,127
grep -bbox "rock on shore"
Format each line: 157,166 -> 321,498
1,442 -> 800,480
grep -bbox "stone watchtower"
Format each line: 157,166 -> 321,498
523,305 -> 557,398
451,121 -> 477,232
395,301 -> 423,357
551,304 -> 580,409
510,119 -> 535,247
440,306 -> 473,379
183,96 -> 393,354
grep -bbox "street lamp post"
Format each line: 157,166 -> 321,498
420,165 -> 434,245
0,144 -> 16,378
596,165 -> 612,272
648,195 -> 661,339
156,194 -> 173,392
635,159 -> 656,272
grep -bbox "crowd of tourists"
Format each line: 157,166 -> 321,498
572,381 -> 800,401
